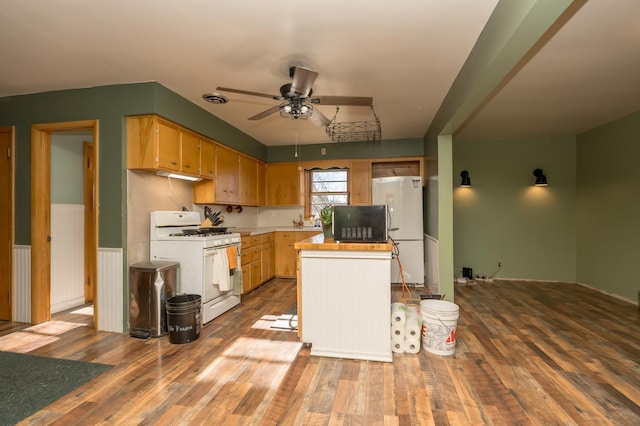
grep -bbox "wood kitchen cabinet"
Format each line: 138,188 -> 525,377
261,232 -> 275,282
275,231 -> 321,278
215,144 -> 240,204
200,138 -> 216,178
180,129 -> 201,175
350,159 -> 371,204
127,115 -> 182,173
257,162 -> 265,206
240,232 -> 275,294
239,155 -> 258,205
265,163 -> 302,206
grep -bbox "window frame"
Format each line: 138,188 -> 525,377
306,168 -> 350,219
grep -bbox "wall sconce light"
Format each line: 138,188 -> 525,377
533,168 -> 548,186
460,170 -> 471,187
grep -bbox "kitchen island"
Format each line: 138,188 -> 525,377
294,234 -> 394,362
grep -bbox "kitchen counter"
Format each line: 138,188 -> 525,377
234,226 -> 323,236
295,233 -> 393,362
293,233 -> 393,252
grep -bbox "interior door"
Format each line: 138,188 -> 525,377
0,127 -> 13,320
84,141 -> 95,303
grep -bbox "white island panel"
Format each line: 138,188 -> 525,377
301,249 -> 392,362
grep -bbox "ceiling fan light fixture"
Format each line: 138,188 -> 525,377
280,102 -> 313,120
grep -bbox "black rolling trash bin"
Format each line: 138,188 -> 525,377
166,294 -> 202,344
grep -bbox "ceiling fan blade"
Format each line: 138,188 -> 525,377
310,96 -> 373,106
216,87 -> 282,100
290,66 -> 318,98
309,108 -> 331,127
248,104 -> 282,121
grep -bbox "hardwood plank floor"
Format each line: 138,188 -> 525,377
0,279 -> 638,425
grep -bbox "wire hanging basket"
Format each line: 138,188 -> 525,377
325,106 -> 381,143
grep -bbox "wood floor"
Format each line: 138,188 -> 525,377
0,279 -> 638,425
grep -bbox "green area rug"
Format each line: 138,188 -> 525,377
0,351 -> 112,425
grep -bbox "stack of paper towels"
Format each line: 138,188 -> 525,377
390,302 -> 421,354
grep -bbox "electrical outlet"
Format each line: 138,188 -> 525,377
321,148 -> 326,155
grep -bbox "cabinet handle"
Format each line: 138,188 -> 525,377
184,164 -> 191,169
170,161 -> 177,166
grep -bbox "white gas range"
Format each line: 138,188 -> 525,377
149,211 -> 242,324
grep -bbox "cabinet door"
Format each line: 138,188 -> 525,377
350,159 -> 371,205
239,155 -> 258,205
256,162 -> 265,206
180,130 -> 201,175
156,119 -> 181,172
200,139 -> 216,178
215,145 -> 240,203
265,163 -> 301,206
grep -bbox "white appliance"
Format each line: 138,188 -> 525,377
149,211 -> 242,324
372,176 -> 425,285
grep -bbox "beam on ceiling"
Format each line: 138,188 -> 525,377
426,0 -> 587,139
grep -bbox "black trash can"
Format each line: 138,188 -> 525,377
166,294 -> 202,344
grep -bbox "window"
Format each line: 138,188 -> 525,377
308,169 -> 349,217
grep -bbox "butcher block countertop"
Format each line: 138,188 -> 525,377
294,233 -> 393,251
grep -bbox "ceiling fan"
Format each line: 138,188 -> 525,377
215,66 -> 373,127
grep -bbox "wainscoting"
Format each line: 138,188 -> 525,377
12,245 -> 123,333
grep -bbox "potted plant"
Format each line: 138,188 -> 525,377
320,205 -> 333,239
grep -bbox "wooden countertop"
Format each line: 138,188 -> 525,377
294,233 -> 393,251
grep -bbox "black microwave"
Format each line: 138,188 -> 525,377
332,205 -> 388,242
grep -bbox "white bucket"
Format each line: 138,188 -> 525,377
420,299 -> 459,356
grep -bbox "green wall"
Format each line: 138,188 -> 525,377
453,136 -> 577,282
576,111 -> 640,302
51,134 -> 86,204
267,138 -> 423,162
0,82 -> 264,247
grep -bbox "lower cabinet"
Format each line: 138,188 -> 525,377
275,231 -> 322,278
240,233 -> 275,294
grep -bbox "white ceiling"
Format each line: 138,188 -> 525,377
1,0 -> 638,146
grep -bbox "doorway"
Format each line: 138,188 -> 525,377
0,127 -> 14,321
31,120 -> 99,329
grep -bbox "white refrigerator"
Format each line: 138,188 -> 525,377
372,176 -> 425,285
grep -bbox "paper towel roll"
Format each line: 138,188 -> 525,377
405,337 -> 421,354
392,337 -> 405,354
391,302 -> 407,326
391,324 -> 406,339
405,310 -> 421,338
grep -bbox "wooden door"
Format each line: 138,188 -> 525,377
83,142 -> 95,303
0,127 -> 13,320
32,120 -> 99,326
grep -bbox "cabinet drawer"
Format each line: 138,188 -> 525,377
241,249 -> 251,266
250,246 -> 261,262
261,232 -> 275,243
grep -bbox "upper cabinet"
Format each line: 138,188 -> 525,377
180,130 -> 201,175
127,115 -> 182,173
215,144 -> 240,204
239,155 -> 259,205
350,159 -> 371,205
127,115 -> 208,179
265,162 -> 302,206
193,145 -> 265,207
200,138 -> 216,178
